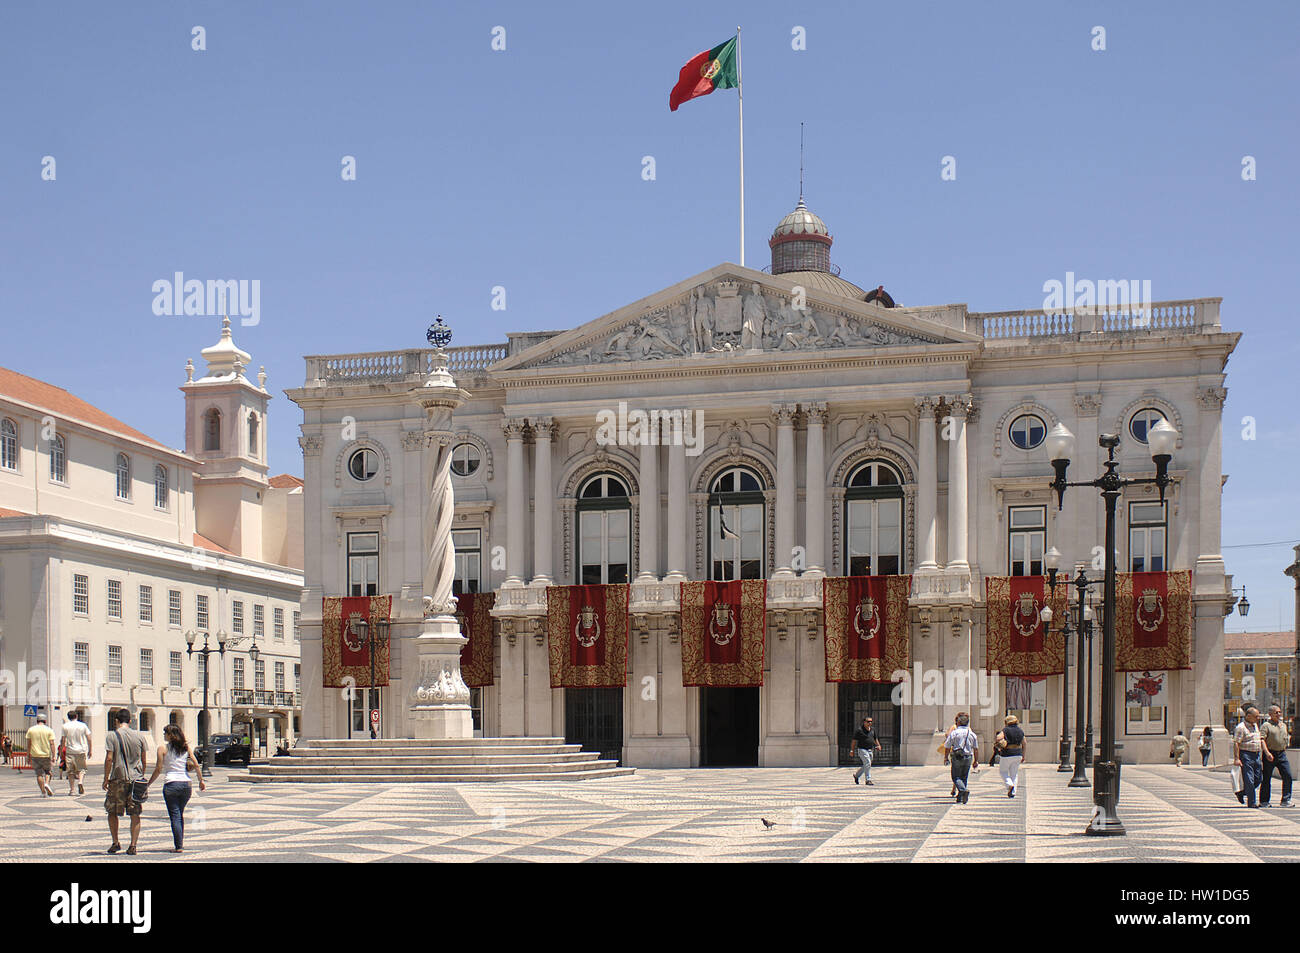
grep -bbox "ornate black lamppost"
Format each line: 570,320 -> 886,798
1048,566 -> 1102,787
1046,417 -> 1179,836
1040,547 -> 1073,772
185,628 -> 227,772
347,616 -> 391,739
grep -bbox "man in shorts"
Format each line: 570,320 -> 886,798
102,708 -> 148,855
61,710 -> 92,795
25,714 -> 56,797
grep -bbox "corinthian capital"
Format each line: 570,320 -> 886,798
531,416 -> 556,440
803,401 -> 828,425
502,417 -> 528,440
298,434 -> 324,456
771,402 -> 798,425
1196,386 -> 1227,411
914,395 -> 939,417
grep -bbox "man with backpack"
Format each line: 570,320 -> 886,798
102,708 -> 148,855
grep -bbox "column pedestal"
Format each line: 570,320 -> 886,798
408,612 -> 473,739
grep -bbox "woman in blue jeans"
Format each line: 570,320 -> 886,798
146,725 -> 205,852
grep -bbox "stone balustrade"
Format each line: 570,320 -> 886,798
973,297 -> 1221,342
304,344 -> 509,386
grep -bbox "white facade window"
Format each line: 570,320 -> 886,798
74,642 -> 90,682
140,648 -> 154,686
293,611 -> 301,642
708,467 -> 764,581
294,663 -> 300,691
168,589 -> 182,627
197,652 -> 206,684
274,661 -> 285,692
1008,506 -> 1046,577
107,579 -> 122,620
73,573 -> 89,616
1008,414 -> 1047,451
347,448 -> 379,482
169,651 -> 183,688
274,607 -> 284,641
139,585 -> 153,622
347,533 -> 380,596
845,461 -> 904,576
154,464 -> 168,509
253,604 -> 265,637
577,474 -> 630,584
1129,501 -> 1167,573
196,593 -> 210,631
107,645 -> 122,684
233,657 -> 245,691
50,434 -> 66,483
450,443 -> 481,477
0,418 -> 17,471
453,529 -> 481,594
1129,408 -> 1166,445
115,453 -> 131,499
232,600 -> 244,633
255,659 -> 266,693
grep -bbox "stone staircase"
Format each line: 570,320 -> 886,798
232,737 -> 635,783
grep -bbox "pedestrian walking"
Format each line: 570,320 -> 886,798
1169,729 -> 1190,767
1233,706 -> 1264,808
0,734 -> 10,764
850,717 -> 882,785
943,713 -> 980,804
25,715 -> 56,797
102,708 -> 148,855
997,714 -> 1026,797
61,710 -> 91,796
146,724 -> 206,852
1199,726 -> 1214,767
1259,705 -> 1293,807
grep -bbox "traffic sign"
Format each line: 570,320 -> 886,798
23,705 -> 37,718
370,708 -> 380,727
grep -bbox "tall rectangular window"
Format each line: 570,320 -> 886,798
196,593 -> 209,631
1008,506 -> 1046,576
74,642 -> 90,682
168,589 -> 182,627
274,607 -> 284,641
73,573 -> 89,616
453,529 -> 482,595
139,585 -> 153,623
50,435 -> 66,483
579,510 -> 631,584
232,600 -> 244,634
293,611 -> 301,642
1129,501 -> 1167,573
253,604 -> 265,638
0,418 -> 17,471
139,648 -> 154,686
196,652 -> 206,684
169,651 -> 183,688
347,533 -> 380,596
233,657 -> 245,691
107,645 -> 122,684
107,579 -> 122,620
254,659 -> 266,693
274,661 -> 285,692
294,664 -> 301,692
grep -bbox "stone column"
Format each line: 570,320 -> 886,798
945,396 -> 970,573
296,434 -> 325,739
531,417 -> 554,585
665,441 -> 687,580
773,403 -> 798,576
637,432 -> 659,580
915,397 -> 939,570
503,417 -> 527,586
804,402 -> 827,573
1194,386 -> 1228,589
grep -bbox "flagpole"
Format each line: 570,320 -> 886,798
736,25 -> 744,268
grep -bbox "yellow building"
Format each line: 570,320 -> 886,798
1223,631 -> 1295,728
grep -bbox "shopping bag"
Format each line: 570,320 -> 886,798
1228,765 -> 1243,794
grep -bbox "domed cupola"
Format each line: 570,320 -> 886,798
769,198 -> 833,275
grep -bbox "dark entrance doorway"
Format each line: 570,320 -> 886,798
700,687 -> 759,766
565,687 -> 623,764
837,683 -> 902,765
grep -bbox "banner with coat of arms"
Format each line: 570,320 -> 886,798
322,594 -> 392,688
679,580 -> 766,687
1115,570 -> 1192,671
545,584 -> 629,688
823,575 -> 912,683
984,577 -> 1069,677
455,591 -> 496,688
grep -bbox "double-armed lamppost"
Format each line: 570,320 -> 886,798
347,616 -> 391,739
185,628 -> 227,772
1038,546 -> 1074,773
1045,416 -> 1179,836
1043,556 -> 1103,787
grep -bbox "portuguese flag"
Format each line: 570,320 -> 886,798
669,36 -> 739,112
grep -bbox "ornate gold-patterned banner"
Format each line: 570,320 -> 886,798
322,595 -> 392,688
546,584 -> 629,688
984,577 -> 1068,677
1115,570 -> 1192,671
680,580 -> 766,687
456,591 -> 496,688
823,575 -> 912,683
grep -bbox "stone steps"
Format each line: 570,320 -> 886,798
273,752 -> 602,766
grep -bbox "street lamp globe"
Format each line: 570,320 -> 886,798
1147,417 -> 1178,461
1046,423 -> 1076,465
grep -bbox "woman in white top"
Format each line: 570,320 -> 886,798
146,724 -> 206,852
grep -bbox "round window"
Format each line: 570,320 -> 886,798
449,443 -> 481,477
348,448 -> 379,482
1129,408 -> 1166,445
1008,414 -> 1047,451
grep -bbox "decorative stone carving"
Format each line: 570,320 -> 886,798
741,282 -> 768,349
413,658 -> 471,704
298,434 -> 323,456
502,418 -> 528,440
1196,386 -> 1228,411
400,430 -> 427,451
1073,392 -> 1103,417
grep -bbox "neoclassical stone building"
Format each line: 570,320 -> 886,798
289,201 -> 1240,766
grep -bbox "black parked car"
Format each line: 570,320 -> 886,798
196,733 -> 251,766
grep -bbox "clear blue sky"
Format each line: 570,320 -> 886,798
2,1 -> 1296,629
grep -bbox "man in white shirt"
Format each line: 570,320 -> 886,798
943,712 -> 980,804
1233,707 -> 1264,808
60,711 -> 92,796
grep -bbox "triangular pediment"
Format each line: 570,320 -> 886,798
492,264 -> 980,373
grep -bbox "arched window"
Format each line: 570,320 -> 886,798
154,464 -> 169,509
845,460 -> 904,576
450,442 -> 481,477
248,412 -> 259,457
1129,408 -> 1166,445
709,466 -> 765,580
1008,414 -> 1047,451
576,473 -> 630,584
203,408 -> 221,452
115,453 -> 131,500
0,418 -> 17,471
348,448 -> 380,482
50,434 -> 66,483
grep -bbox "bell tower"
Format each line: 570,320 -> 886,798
180,317 -> 270,560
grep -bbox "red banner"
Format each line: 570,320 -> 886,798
823,575 -> 912,683
322,595 -> 392,687
1115,570 -> 1192,671
456,591 -> 495,688
680,580 -> 766,687
984,577 -> 1068,677
546,584 -> 629,688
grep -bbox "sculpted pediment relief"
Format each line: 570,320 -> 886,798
529,276 -> 946,368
